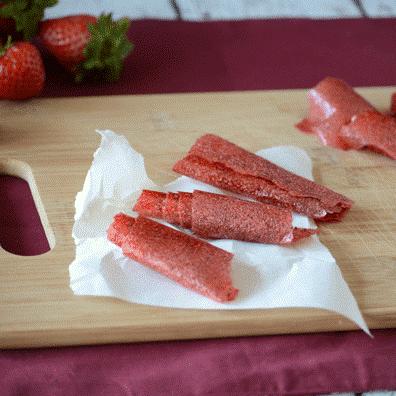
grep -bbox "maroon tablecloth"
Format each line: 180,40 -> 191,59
38,18 -> 396,98
2,17 -> 396,396
2,329 -> 396,396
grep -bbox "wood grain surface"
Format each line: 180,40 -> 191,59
1,87 -> 396,349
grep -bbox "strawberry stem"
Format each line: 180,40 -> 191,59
75,13 -> 134,83
0,35 -> 13,57
0,0 -> 58,41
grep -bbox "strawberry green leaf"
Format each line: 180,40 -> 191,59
74,13 -> 134,83
0,0 -> 58,41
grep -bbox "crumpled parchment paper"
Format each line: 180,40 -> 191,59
69,130 -> 370,336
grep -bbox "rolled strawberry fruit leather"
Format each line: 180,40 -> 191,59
107,212 -> 137,247
133,189 -> 319,244
390,93 -> 396,116
339,110 -> 396,160
172,134 -> 354,222
178,191 -> 193,229
107,213 -> 238,303
295,77 -> 379,149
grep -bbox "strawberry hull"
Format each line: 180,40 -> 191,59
39,13 -> 133,83
38,15 -> 97,73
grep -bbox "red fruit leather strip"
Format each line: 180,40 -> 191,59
178,191 -> 193,229
133,190 -> 188,227
174,156 -> 326,219
106,213 -> 136,247
132,190 -> 165,219
390,93 -> 396,116
340,110 -> 396,161
290,228 -> 320,243
163,192 -> 181,225
108,214 -> 238,303
172,134 -> 353,222
191,190 -> 317,244
133,189 -> 318,244
295,77 -> 378,149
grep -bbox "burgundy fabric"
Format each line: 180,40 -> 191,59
2,329 -> 396,396
2,17 -> 396,396
36,18 -> 396,98
0,175 -> 50,255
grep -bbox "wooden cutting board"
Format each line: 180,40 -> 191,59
1,87 -> 396,349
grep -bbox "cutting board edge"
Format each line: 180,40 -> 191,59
4,303 -> 394,349
0,157 -> 56,249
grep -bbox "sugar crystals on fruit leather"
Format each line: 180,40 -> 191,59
172,134 -> 354,222
107,213 -> 238,303
133,189 -> 319,245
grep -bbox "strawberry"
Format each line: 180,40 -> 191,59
0,36 -> 45,100
39,13 -> 134,83
0,0 -> 58,42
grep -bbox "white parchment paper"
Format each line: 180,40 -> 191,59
69,130 -> 370,335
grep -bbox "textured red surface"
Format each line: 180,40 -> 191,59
391,93 -> 396,115
340,109 -> 396,160
295,76 -> 377,149
162,192 -> 180,224
39,15 -> 97,72
178,191 -> 193,229
131,189 -> 164,218
106,212 -> 136,247
296,77 -> 396,161
0,40 -> 45,100
108,214 -> 238,303
133,189 -> 319,244
191,190 -> 294,243
173,134 -> 354,221
192,192 -> 319,243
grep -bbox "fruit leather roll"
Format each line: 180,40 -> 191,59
390,93 -> 396,116
133,189 -> 319,245
339,110 -> 396,160
107,213 -> 238,303
172,134 -> 354,222
295,77 -> 378,149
